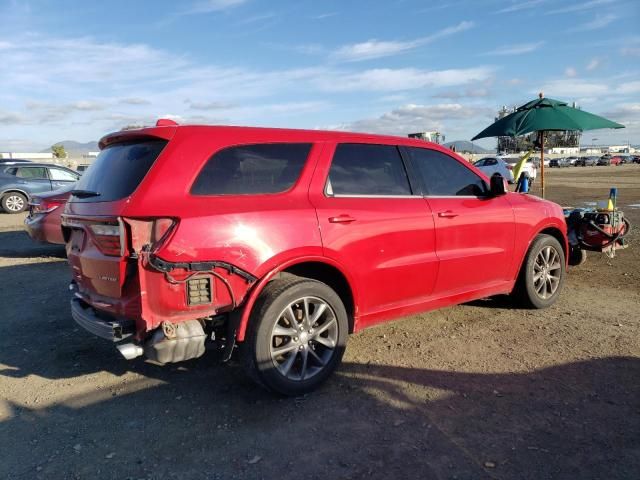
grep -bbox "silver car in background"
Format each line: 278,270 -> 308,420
474,157 -> 515,183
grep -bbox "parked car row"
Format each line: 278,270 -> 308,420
547,154 -> 640,167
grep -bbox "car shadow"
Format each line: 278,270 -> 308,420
464,294 -> 517,309
0,230 -> 66,259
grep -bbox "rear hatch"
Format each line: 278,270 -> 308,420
63,134 -> 170,302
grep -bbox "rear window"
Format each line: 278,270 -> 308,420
71,140 -> 167,202
191,143 -> 311,195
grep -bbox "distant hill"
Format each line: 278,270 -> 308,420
42,140 -> 99,155
443,140 -> 491,154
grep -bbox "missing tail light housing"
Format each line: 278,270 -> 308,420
186,277 -> 212,305
152,218 -> 177,247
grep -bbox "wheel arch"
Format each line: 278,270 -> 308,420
538,225 -> 568,264
1,188 -> 30,199
236,257 -> 358,342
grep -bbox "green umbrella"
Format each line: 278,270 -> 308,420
471,94 -> 625,197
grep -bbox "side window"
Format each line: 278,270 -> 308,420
327,144 -> 411,196
486,158 -> 497,166
191,143 -> 312,195
407,147 -> 487,197
16,167 -> 47,179
49,168 -> 79,181
475,159 -> 485,167
4,167 -> 17,176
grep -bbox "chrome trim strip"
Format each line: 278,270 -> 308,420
329,194 -> 421,199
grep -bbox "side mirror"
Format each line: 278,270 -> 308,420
490,173 -> 507,196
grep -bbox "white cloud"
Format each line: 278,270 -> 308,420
483,41 -> 544,55
433,88 -> 491,99
332,21 -> 473,62
187,100 -> 235,110
330,103 -> 494,136
565,67 -> 577,77
571,14 -> 617,32
119,98 -> 151,105
586,58 -> 601,71
547,0 -> 616,14
187,0 -> 248,14
620,46 -> 640,57
315,67 -> 494,92
496,0 -> 546,14
312,12 -> 337,20
0,110 -> 27,125
618,81 -> 640,94
536,79 -> 609,97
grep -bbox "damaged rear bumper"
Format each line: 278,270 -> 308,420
71,297 -> 136,341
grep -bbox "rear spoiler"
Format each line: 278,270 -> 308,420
99,125 -> 177,150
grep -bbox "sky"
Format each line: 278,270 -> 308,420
1,0 -> 639,152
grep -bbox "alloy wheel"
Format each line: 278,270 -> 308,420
269,296 -> 338,381
5,195 -> 25,212
533,246 -> 562,299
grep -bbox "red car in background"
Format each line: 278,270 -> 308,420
24,188 -> 71,244
609,156 -> 623,166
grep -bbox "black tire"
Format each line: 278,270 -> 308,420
568,246 -> 588,266
241,275 -> 348,395
2,192 -> 28,213
513,234 -> 566,309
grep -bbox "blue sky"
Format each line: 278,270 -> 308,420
1,0 -> 639,151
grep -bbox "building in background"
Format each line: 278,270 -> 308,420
0,152 -> 55,162
408,131 -> 444,144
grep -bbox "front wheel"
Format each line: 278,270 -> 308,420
2,192 -> 28,213
241,276 -> 348,395
513,234 -> 566,309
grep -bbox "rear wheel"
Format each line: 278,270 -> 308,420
241,276 -> 348,395
513,234 -> 566,309
2,192 -> 27,213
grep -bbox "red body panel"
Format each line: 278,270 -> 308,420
24,190 -> 71,245
63,125 -> 568,342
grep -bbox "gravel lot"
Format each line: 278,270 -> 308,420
1,166 -> 639,480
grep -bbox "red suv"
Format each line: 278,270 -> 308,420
63,121 -> 568,395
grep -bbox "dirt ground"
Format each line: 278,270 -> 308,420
1,165 -> 638,480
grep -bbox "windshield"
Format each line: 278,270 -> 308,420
71,140 -> 167,202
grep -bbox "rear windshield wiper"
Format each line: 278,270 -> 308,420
71,189 -> 101,198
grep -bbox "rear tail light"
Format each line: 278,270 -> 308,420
506,165 -> 514,170
89,223 -> 122,256
29,198 -> 62,214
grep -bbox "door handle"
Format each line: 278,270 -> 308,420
329,215 -> 356,224
438,211 -> 459,218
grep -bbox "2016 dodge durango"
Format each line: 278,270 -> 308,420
63,120 -> 568,395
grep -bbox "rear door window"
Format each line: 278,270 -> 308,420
406,147 -> 487,197
71,140 -> 167,202
191,143 -> 311,195
17,167 -> 48,179
327,143 -> 412,196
